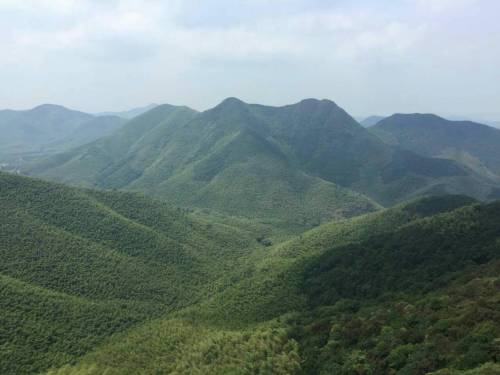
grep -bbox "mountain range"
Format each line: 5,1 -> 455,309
23,98 -> 500,227
2,98 -> 500,373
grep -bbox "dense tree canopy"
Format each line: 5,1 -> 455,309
1,172 -> 499,374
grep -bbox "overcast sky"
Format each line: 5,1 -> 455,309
1,0 -> 499,118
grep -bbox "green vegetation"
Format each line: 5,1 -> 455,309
25,98 -> 500,226
2,172 -> 494,374
0,274 -> 151,374
3,111 -> 500,375
293,261 -> 500,374
45,319 -> 301,375
371,113 -> 500,187
25,99 -> 381,226
180,195 -> 480,325
0,171 -> 263,374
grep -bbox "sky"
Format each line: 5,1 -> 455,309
1,0 -> 499,119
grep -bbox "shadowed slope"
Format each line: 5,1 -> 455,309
371,113 -> 500,182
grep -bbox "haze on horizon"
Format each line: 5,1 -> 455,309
1,0 -> 499,120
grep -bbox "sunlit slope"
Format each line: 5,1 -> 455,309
0,171 -> 261,374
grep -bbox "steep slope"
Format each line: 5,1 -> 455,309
3,173 -> 498,374
0,104 -> 125,167
248,98 -> 391,187
371,114 -> 500,182
0,171 -> 258,302
293,201 -> 500,374
48,196 -> 500,374
128,99 -> 379,225
26,98 -> 499,221
26,104 -> 199,186
179,195 -> 480,324
0,171 -> 259,374
246,100 -> 499,205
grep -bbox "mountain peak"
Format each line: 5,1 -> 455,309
31,103 -> 70,112
208,97 -> 249,117
289,99 -> 346,118
298,98 -> 337,106
217,97 -> 246,107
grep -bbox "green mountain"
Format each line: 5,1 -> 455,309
0,104 -> 125,167
371,114 -> 500,183
41,194 -> 500,375
25,99 -> 499,224
2,172 -> 499,374
25,100 -> 382,226
0,171 -> 260,374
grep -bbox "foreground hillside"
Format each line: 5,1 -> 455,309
25,98 -> 500,226
3,174 -> 493,375
43,196 -> 500,374
0,172 -> 262,374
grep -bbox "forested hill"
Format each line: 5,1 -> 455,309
24,100 -> 381,226
25,98 -> 500,225
29,190 -> 500,375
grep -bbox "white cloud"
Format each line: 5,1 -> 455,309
1,1 -> 425,65
0,0 -> 498,116
0,0 -> 80,12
